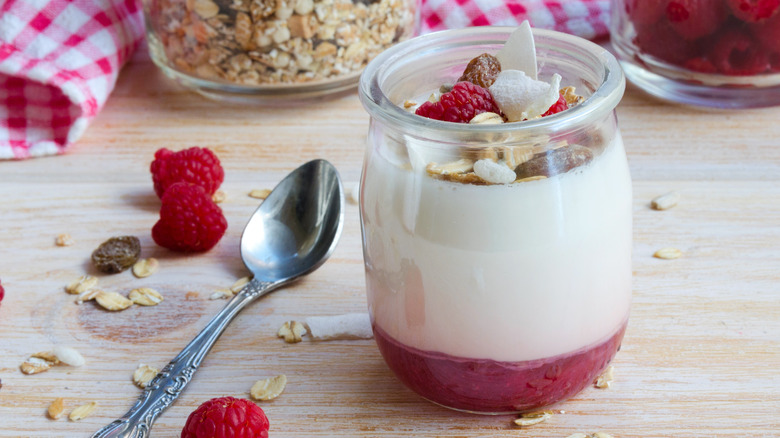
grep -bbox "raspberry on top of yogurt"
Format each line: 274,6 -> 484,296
412,22 -> 581,125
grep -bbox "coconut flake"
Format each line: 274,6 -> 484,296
489,70 -> 561,122
495,21 -> 537,80
473,159 -> 516,184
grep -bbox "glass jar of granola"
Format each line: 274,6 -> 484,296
144,0 -> 419,100
358,26 -> 630,414
611,0 -> 780,108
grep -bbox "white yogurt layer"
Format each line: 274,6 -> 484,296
361,136 -> 632,362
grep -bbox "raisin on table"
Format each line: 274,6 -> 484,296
92,236 -> 141,274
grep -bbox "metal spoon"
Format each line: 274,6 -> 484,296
93,159 -> 344,438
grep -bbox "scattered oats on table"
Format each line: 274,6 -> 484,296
594,365 -> 614,389
65,275 -> 98,295
248,189 -> 272,200
654,247 -> 682,260
250,374 -> 287,401
132,258 -> 159,278
47,397 -> 65,420
133,364 -> 160,389
277,320 -> 307,343
55,234 -> 75,246
68,402 -> 97,421
513,410 -> 553,427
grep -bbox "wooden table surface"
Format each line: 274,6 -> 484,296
1,50 -> 779,438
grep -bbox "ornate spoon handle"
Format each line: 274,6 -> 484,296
92,278 -> 277,438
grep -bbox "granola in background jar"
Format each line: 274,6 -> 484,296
145,0 -> 419,100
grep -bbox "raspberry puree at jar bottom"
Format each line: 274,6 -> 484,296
373,320 -> 627,413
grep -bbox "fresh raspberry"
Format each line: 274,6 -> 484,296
151,147 -> 224,199
152,182 -> 227,252
665,0 -> 728,40
415,81 -> 500,123
181,397 -> 269,438
625,0 -> 666,28
683,57 -> 718,73
634,20 -> 699,65
709,29 -> 771,75
541,94 -> 569,117
727,0 -> 780,22
0,279 -> 4,305
751,12 -> 780,52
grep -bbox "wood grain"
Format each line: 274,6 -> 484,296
0,53 -> 779,437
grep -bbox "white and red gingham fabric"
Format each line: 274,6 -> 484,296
0,0 -> 143,159
0,0 -> 609,160
422,0 -> 611,39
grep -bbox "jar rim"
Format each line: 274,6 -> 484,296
359,26 -> 625,139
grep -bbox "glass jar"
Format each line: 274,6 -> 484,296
144,0 -> 419,101
611,0 -> 780,108
358,27 -> 631,414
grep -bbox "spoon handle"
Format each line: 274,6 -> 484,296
92,278 -> 277,438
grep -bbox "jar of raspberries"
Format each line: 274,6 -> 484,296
611,0 -> 780,108
144,0 -> 419,101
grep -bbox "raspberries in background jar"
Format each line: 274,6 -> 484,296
625,0 -> 780,75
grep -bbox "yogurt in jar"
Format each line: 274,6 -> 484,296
358,24 -> 630,413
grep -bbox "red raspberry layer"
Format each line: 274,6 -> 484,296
152,182 -> 228,252
415,81 -> 500,123
181,397 -> 269,438
150,146 -> 224,199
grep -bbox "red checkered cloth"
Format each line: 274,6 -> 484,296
0,0 -> 609,160
0,0 -> 143,159
422,0 -> 611,39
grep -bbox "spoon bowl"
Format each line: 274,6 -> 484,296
93,159 -> 344,438
242,159 -> 344,284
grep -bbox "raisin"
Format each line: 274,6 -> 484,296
515,145 -> 594,178
457,53 -> 502,89
91,236 -> 142,274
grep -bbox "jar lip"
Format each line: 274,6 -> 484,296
359,26 -> 625,138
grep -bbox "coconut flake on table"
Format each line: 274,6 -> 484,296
495,21 -> 537,80
489,71 -> 562,122
304,313 -> 373,340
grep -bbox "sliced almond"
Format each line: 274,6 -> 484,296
55,234 -> 75,247
426,159 -> 474,176
128,288 -> 164,306
513,410 -> 553,427
277,321 -> 307,343
132,258 -> 159,278
133,364 -> 159,389
65,275 -> 98,295
651,191 -> 680,211
250,374 -> 287,401
249,189 -> 272,199
501,146 -> 535,168
403,100 -> 416,109
20,357 -> 53,374
48,397 -> 65,420
654,247 -> 682,260
68,402 -> 97,421
53,346 -> 85,367
594,365 -> 614,389
95,291 -> 133,311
